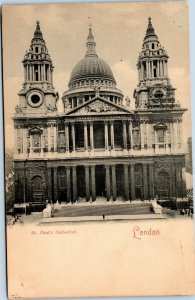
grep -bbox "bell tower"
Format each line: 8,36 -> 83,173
16,21 -> 58,115
134,17 -> 177,110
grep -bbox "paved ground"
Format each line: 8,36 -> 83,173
8,210 -> 194,226
8,200 -> 193,226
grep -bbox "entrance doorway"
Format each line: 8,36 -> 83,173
77,166 -> 85,198
94,122 -> 105,149
95,165 -> 106,197
31,175 -> 43,202
157,171 -> 170,198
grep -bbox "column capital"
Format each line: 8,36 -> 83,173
111,164 -> 116,168
105,165 -> 110,169
72,166 -> 77,170
66,166 -> 71,171
84,165 -> 90,169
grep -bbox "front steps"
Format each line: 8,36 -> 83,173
53,202 -> 153,218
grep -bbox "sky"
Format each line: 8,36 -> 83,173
2,1 -> 191,149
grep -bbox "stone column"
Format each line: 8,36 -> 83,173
53,124 -> 57,152
104,122 -> 109,150
91,165 -> 96,201
14,127 -> 18,154
124,164 -> 130,200
53,167 -> 58,202
129,121 -> 132,149
47,125 -> 51,152
47,167 -> 52,202
141,63 -> 144,80
66,166 -> 71,203
32,65 -> 34,81
105,165 -> 111,201
85,165 -> 90,201
43,64 -> 45,81
160,61 -> 163,77
26,65 -> 29,81
48,65 -> 50,82
89,122 -> 94,151
170,121 -> 174,153
140,122 -> 145,150
146,62 -> 149,78
38,64 -> 41,81
51,69 -> 53,84
143,164 -> 148,199
84,122 -> 88,151
23,128 -> 28,154
40,134 -> 44,154
110,121 -> 115,150
72,166 -> 77,202
182,166 -> 187,197
148,164 -> 154,199
173,121 -> 178,152
157,60 -> 160,77
29,134 -> 33,154
130,164 -> 135,200
162,61 -> 165,77
171,163 -> 176,197
65,123 -> 69,152
123,121 -> 127,149
40,65 -> 43,81
71,123 -> 76,152
111,165 -> 117,201
151,61 -> 154,78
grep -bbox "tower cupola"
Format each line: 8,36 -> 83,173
16,21 -> 58,116
134,18 -> 178,110
22,21 -> 54,85
137,17 -> 169,84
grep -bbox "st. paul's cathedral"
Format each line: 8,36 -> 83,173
13,18 -> 187,205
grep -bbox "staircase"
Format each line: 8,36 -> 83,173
53,203 -> 153,217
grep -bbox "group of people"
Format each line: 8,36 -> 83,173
180,207 -> 194,218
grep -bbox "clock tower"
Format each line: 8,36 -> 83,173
16,21 -> 58,116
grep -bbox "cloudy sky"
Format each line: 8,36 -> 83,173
2,1 -> 191,149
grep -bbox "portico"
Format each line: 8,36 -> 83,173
45,161 -> 154,203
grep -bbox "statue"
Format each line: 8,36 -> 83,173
94,84 -> 101,97
125,96 -> 131,107
15,105 -> 22,113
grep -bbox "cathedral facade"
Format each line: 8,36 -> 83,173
13,19 -> 187,205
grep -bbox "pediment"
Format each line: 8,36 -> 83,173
29,126 -> 43,134
66,97 -> 132,116
154,122 -> 167,130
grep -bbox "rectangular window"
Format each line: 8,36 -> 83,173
157,129 -> 165,143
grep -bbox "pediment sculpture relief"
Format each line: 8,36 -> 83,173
77,100 -> 118,114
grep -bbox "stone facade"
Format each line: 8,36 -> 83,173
13,20 -> 187,204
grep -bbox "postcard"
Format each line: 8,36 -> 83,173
3,1 -> 195,298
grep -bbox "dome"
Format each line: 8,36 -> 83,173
68,27 -> 116,87
69,56 -> 116,85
